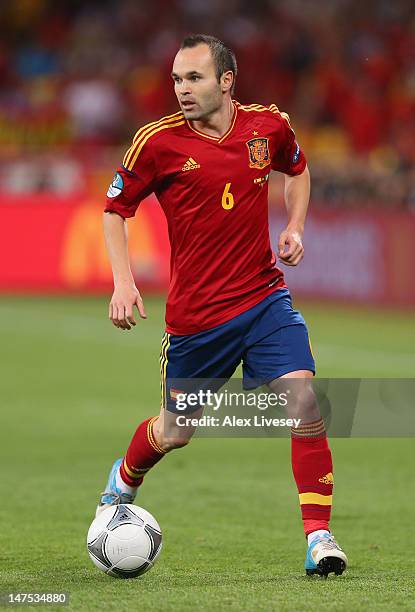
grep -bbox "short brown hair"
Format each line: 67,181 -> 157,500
180,34 -> 237,95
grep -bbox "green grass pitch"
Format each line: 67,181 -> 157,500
1,296 -> 414,611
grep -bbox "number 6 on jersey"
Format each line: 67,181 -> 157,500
222,182 -> 234,210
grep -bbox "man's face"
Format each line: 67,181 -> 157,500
172,44 -> 224,120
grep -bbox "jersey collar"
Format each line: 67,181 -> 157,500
186,101 -> 238,144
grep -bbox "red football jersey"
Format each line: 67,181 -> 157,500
105,101 -> 307,335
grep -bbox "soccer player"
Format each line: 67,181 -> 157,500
99,34 -> 348,577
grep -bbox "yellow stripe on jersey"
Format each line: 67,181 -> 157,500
269,104 -> 280,113
218,105 -> 238,143
236,103 -> 266,110
268,104 -> 292,126
132,111 -> 183,143
237,103 -> 270,112
123,113 -> 183,167
123,112 -> 184,168
236,102 -> 292,125
299,493 -> 333,506
280,112 -> 292,126
186,121 -> 219,141
126,120 -> 185,171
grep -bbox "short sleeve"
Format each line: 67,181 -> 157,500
104,138 -> 157,219
271,112 -> 307,176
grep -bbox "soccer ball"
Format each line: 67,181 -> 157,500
87,504 -> 162,578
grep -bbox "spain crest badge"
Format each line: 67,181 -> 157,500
246,137 -> 270,169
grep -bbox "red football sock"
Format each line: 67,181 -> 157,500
291,418 -> 333,537
120,416 -> 166,488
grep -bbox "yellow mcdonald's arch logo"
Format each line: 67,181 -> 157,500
60,201 -> 156,288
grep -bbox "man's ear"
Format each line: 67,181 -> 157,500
221,71 -> 234,94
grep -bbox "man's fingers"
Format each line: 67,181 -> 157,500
279,234 -> 297,259
109,303 -> 120,327
279,238 -> 303,259
115,305 -> 125,329
116,304 -> 130,330
281,248 -> 304,266
135,296 -> 147,319
285,236 -> 300,257
108,290 -> 146,330
287,248 -> 303,264
288,243 -> 302,259
280,244 -> 297,261
278,239 -> 304,264
120,304 -> 131,330
110,303 -> 140,329
278,232 -> 288,256
125,305 -> 136,326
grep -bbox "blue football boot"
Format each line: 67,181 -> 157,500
305,533 -> 348,577
96,458 -> 136,517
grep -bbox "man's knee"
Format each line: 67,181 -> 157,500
268,376 -> 320,421
153,409 -> 200,451
294,384 -> 319,421
157,435 -> 191,452
153,414 -> 194,451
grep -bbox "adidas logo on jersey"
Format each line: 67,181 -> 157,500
182,157 -> 200,171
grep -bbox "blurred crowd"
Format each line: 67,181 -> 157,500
0,0 -> 414,209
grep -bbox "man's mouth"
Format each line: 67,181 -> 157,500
181,100 -> 196,110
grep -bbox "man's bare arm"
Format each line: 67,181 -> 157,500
103,211 -> 147,330
278,165 -> 310,266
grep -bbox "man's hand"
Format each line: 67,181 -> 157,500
278,228 -> 304,266
109,284 -> 147,330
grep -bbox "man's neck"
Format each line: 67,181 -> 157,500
190,98 -> 234,139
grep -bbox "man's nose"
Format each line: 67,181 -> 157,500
179,80 -> 192,95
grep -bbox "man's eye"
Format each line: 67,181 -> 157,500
191,76 -> 200,81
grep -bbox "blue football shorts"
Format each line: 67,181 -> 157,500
160,288 -> 315,414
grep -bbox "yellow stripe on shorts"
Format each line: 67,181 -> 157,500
159,333 -> 170,410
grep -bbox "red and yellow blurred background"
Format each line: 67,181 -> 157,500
1,0 -> 415,305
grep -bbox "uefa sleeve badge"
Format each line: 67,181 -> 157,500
293,142 -> 300,164
107,172 -> 124,198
